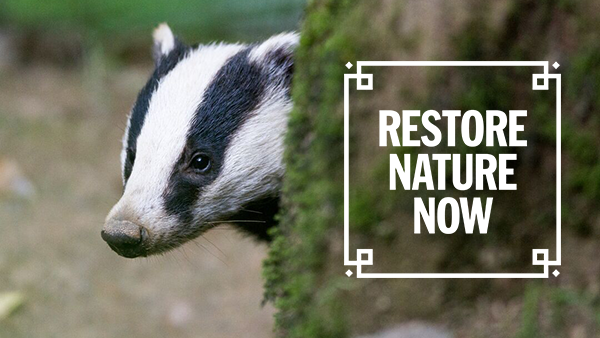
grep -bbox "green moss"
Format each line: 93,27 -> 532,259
567,44 -> 600,109
562,44 -> 600,201
265,0 -> 600,335
543,286 -> 600,336
517,284 -> 542,338
262,0 -> 356,336
563,120 -> 600,201
515,285 -> 600,338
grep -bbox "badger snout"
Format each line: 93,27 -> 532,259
101,220 -> 147,258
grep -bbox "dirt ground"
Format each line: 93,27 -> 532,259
0,63 -> 274,338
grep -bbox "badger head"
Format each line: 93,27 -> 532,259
102,24 -> 298,258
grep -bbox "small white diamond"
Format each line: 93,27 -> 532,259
346,62 -> 353,69
553,269 -> 560,277
553,62 -> 560,69
345,269 -> 353,277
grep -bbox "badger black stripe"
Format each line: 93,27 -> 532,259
265,47 -> 294,97
163,47 -> 267,224
124,40 -> 190,183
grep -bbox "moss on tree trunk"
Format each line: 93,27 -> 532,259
264,0 -> 600,337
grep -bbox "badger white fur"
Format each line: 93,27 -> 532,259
102,24 -> 298,258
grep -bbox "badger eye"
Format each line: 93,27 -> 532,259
190,154 -> 211,172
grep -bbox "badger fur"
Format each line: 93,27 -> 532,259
102,24 -> 298,258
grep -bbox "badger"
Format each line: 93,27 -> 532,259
102,24 -> 298,258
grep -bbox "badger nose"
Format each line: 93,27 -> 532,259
101,220 -> 146,258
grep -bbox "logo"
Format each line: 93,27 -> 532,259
344,61 -> 561,279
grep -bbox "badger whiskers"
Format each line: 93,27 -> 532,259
204,220 -> 267,225
189,238 -> 229,266
200,234 -> 228,259
102,23 -> 297,258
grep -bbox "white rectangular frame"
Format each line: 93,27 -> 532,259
343,61 -> 561,279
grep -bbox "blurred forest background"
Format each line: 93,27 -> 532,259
2,0 -> 600,338
0,0 -> 304,337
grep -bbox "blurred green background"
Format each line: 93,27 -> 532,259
3,0 -> 600,338
0,0 -> 306,66
0,0 -> 305,40
0,1 -> 305,337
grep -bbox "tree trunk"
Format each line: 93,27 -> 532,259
264,0 -> 600,337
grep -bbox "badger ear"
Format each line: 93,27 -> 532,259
152,23 -> 176,65
250,32 -> 299,77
